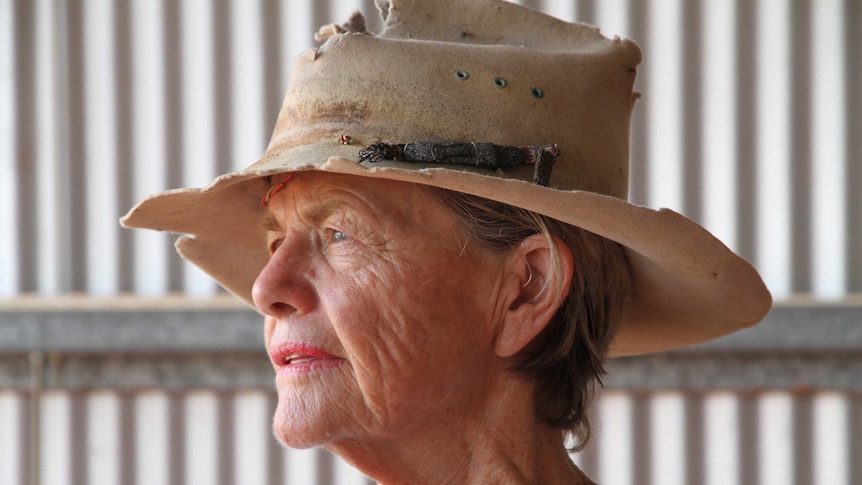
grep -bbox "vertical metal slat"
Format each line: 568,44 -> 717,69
680,0 -> 703,223
0,392 -> 25,485
759,392 -> 793,485
631,392 -> 652,485
129,0 -> 170,295
792,394 -> 814,485
738,393 -> 759,485
735,0 -> 759,263
64,0 -> 89,293
788,0 -> 813,293
185,391 -> 220,485
119,393 -> 136,485
83,0 -> 120,295
845,0 -> 862,293
230,0 -> 266,172
114,0 -> 135,294
212,0 -> 234,178
12,0 -> 36,293
217,391 -> 235,485
262,0 -> 285,131
684,394 -> 705,485
651,392 -> 686,485
702,0 -> 737,250
850,394 -> 862,485
576,0 -> 596,24
34,0 -> 61,295
169,392 -> 187,485
627,0 -> 650,206
135,391 -> 171,485
39,391 -> 74,485
598,391 -> 633,484
704,393 -> 740,485
813,393 -> 850,485
162,0 -> 186,293
179,0 -> 217,296
811,0 -> 849,297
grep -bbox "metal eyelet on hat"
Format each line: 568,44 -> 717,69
530,87 -> 543,99
492,77 -> 507,88
454,69 -> 469,80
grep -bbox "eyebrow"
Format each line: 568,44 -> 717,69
259,198 -> 347,234
260,213 -> 282,233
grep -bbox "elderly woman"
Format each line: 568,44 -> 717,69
123,0 -> 771,483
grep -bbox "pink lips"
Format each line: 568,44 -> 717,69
269,342 -> 344,376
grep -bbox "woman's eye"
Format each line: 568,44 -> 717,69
327,229 -> 350,243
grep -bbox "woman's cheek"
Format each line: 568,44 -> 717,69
328,286 -> 422,405
263,316 -> 277,351
327,249 -> 408,308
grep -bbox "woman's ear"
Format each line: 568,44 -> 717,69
495,234 -> 574,358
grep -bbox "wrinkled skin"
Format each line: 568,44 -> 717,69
252,172 -> 592,484
253,172 -> 507,446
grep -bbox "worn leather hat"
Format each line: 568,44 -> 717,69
122,0 -> 771,356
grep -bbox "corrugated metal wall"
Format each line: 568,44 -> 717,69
1,0 -> 860,484
0,389 -> 371,485
2,0 -> 860,299
1,388 -> 860,485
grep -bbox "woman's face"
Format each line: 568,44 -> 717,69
252,172 -> 508,449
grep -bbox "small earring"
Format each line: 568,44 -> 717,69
522,266 -> 534,288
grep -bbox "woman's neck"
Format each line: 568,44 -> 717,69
324,376 -> 595,484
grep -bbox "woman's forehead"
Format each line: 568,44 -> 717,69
266,171 -> 402,196
263,172 -> 448,227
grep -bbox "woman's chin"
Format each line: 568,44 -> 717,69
272,412 -> 330,449
271,393 -> 359,449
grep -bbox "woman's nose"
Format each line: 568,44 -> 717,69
251,233 -> 316,319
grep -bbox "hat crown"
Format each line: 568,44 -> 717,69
261,0 -> 641,198
377,0 -> 619,53
121,0 -> 771,357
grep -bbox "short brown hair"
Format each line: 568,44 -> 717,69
431,188 -> 632,450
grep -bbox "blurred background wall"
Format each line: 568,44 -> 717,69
0,0 -> 860,484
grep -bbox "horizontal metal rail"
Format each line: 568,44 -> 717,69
1,298 -> 860,390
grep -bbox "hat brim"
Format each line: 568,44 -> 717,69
121,141 -> 772,357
